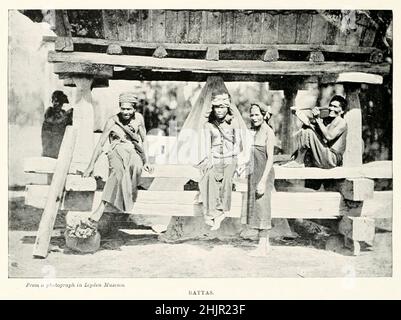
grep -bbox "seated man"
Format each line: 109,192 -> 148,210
81,92 -> 153,229
283,95 -> 348,169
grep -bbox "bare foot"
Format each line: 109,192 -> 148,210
210,214 -> 226,231
280,160 -> 305,168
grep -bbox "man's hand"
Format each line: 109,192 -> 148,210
82,164 -> 94,178
143,163 -> 154,173
312,107 -> 320,118
315,117 -> 324,125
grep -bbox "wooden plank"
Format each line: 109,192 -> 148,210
48,51 -> 391,75
165,10 -> 178,43
32,126 -> 77,258
176,11 -> 189,43
339,216 -> 375,242
234,11 -> 248,44
363,161 -> 392,179
102,10 -> 119,40
335,28 -> 347,46
349,191 -> 392,219
281,87 -> 298,153
204,11 -> 221,44
127,10 -> 141,42
43,35 -> 377,54
346,24 -> 364,47
336,72 -> 383,84
310,13 -> 328,44
115,10 -> 130,41
151,10 -> 166,43
39,188 -> 344,219
65,175 -> 97,191
338,178 -> 374,201
261,12 -> 279,44
343,85 -> 363,166
53,62 -> 113,78
278,13 -> 297,44
70,77 -> 95,174
24,156 -> 393,180
55,37 -> 74,52
221,11 -> 235,44
188,10 -> 202,43
360,27 -> 377,47
28,185 -> 392,220
296,13 -> 312,44
251,11 -> 263,44
24,157 -> 57,174
140,10 -> 152,42
325,21 -> 338,45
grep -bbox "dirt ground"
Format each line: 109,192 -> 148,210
8,192 -> 392,278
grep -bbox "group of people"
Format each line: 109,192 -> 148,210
43,89 -> 348,257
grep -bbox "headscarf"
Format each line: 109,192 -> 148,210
119,92 -> 139,105
205,92 -> 233,123
250,102 -> 272,118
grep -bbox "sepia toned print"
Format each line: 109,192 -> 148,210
8,9 -> 392,278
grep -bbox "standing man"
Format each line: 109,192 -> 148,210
283,95 -> 348,169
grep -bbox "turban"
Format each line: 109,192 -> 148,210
119,92 -> 139,104
211,93 -> 231,107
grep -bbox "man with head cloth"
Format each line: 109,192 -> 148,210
82,91 -> 153,233
198,91 -> 242,230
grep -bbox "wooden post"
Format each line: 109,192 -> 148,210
71,76 -> 95,173
343,84 -> 363,167
33,126 -> 77,258
282,86 -> 298,154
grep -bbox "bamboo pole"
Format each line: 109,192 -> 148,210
32,126 -> 77,258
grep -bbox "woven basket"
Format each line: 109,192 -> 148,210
64,231 -> 101,253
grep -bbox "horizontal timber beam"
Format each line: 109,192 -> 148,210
53,62 -> 113,78
25,186 -> 392,220
24,158 -> 393,180
48,51 -> 391,76
44,36 -> 378,55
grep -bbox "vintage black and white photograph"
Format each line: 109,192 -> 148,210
7,8 -> 393,279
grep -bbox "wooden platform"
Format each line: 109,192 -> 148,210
25,183 -> 392,220
24,157 -> 393,182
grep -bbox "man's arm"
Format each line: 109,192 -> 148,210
82,118 -> 114,177
315,117 -> 347,141
137,113 -> 153,172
